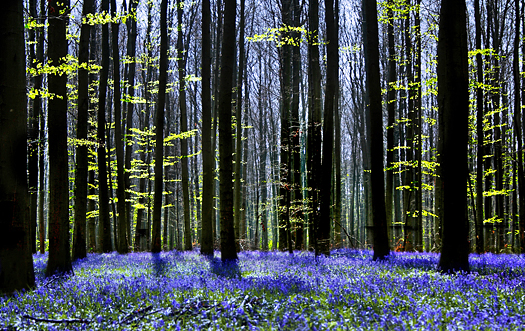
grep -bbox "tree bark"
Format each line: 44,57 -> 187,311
151,0 -> 168,253
362,0 -> 390,260
97,0 -> 113,253
437,0 -> 470,273
307,0 -> 322,253
385,0 -> 397,247
201,0 -> 214,256
475,0 -> 485,253
219,0 -> 238,262
46,0 -> 74,276
234,0 -> 246,252
0,0 -> 36,294
73,0 -> 95,260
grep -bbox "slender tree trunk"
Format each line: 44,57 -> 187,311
437,0 -> 470,273
176,0 -> 192,251
46,0 -> 74,276
475,0 -> 485,253
219,0 -> 238,261
111,0 -> 129,254
514,0 -> 525,253
385,0 -> 397,247
362,0 -> 390,260
151,0 -> 168,253
319,0 -> 338,256
97,0 -> 113,253
307,0 -> 322,253
0,0 -> 36,294
201,0 -> 214,256
73,0 -> 95,260
234,0 -> 246,251
124,0 -> 139,249
279,0 -> 292,252
28,0 -> 39,255
37,0 -> 46,254
291,0 -> 304,250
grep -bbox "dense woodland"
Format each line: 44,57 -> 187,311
0,0 -> 524,295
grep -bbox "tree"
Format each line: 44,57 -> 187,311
111,0 -> 129,254
73,0 -> 95,261
46,0 -> 74,276
97,0 -> 113,253
385,0 -> 397,246
219,0 -> 238,262
200,0 -> 214,257
279,0 -> 292,252
177,0 -> 192,252
513,0 -> 525,253
151,0 -> 169,253
0,0 -> 36,294
362,0 -> 389,260
234,0 -> 246,252
319,0 -> 339,256
437,0 -> 470,273
474,0 -> 485,254
307,0 -> 322,252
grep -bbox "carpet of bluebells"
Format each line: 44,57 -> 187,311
1,249 -> 525,330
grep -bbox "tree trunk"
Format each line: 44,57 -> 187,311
385,0 -> 397,247
176,0 -> 192,252
307,0 -> 322,253
46,0 -> 74,276
151,0 -> 168,253
514,0 -> 525,253
319,0 -> 338,256
219,0 -> 238,262
474,0 -> 485,254
73,0 -> 95,261
234,0 -> 246,252
201,0 -> 214,256
124,0 -> 139,250
437,0 -> 470,273
362,0 -> 390,261
37,0 -> 46,254
28,0 -> 39,254
291,0 -> 304,250
0,0 -> 36,294
97,0 -> 113,253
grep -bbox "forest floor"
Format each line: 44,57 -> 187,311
1,248 -> 525,330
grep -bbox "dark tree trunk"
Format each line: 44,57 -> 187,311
201,0 -> 214,256
279,0 -> 292,253
234,0 -> 246,252
151,0 -> 168,253
46,0 -> 73,276
97,0 -> 113,253
73,0 -> 95,261
291,0 -> 304,250
111,0 -> 129,254
514,0 -> 525,253
201,0 -> 215,256
37,0 -> 46,255
0,0 -> 36,294
475,0 -> 485,253
124,0 -> 139,250
307,0 -> 322,253
318,0 -> 337,256
437,0 -> 470,273
362,0 -> 390,261
28,0 -> 39,254
176,0 -> 192,252
219,0 -> 238,262
385,0 -> 397,247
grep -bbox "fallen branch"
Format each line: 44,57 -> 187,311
23,315 -> 91,324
